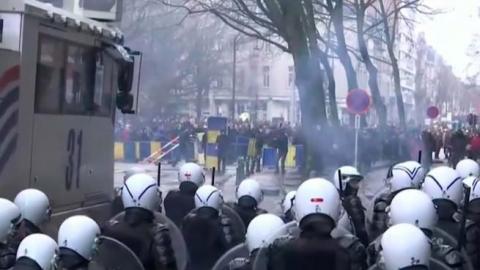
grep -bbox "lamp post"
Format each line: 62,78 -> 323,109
232,34 -> 241,121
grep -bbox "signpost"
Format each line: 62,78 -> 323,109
427,106 -> 440,119
346,89 -> 371,168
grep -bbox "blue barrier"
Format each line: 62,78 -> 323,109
233,136 -> 249,158
296,145 -> 305,169
124,142 -> 137,162
139,142 -> 151,160
262,148 -> 277,169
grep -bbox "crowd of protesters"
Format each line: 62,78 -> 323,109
114,116 -> 431,176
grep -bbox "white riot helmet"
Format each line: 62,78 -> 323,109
456,159 -> 480,178
245,214 -> 286,253
386,162 -> 422,192
398,161 -> 425,187
333,166 -> 363,191
58,215 -> 100,261
389,189 -> 438,231
14,189 -> 51,227
0,198 -> 21,243
421,166 -> 463,206
121,173 -> 160,212
281,191 -> 296,215
16,234 -> 58,270
294,178 -> 341,224
381,224 -> 431,270
124,167 -> 146,181
236,179 -> 263,204
194,185 -> 224,211
178,162 -> 205,187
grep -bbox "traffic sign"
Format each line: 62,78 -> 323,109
426,106 -> 439,119
346,89 -> 371,114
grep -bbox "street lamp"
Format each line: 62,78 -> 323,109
232,34 -> 241,121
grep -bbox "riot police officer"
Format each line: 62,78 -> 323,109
370,224 -> 431,270
13,234 -> 57,270
112,167 -> 147,216
11,189 -> 51,249
370,161 -> 424,239
102,173 -> 177,270
0,198 -> 21,269
228,179 -> 266,227
264,178 -> 363,270
456,159 -> 480,179
227,214 -> 287,270
164,162 -> 205,226
369,189 -> 465,269
182,185 -> 239,270
57,215 -> 100,270
463,176 -> 480,269
334,166 -> 369,245
422,166 -> 463,237
280,191 -> 296,223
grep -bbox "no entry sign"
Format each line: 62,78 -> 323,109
426,106 -> 439,119
347,89 -> 371,114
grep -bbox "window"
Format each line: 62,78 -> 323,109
35,34 -> 114,117
263,66 -> 270,88
288,66 -> 294,87
35,36 -> 65,113
265,42 -> 271,52
255,40 -> 263,50
63,44 -> 93,114
93,52 -> 115,116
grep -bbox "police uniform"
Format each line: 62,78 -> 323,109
102,208 -> 177,270
8,220 -> 41,250
164,182 -> 197,227
369,192 -> 396,240
342,193 -> 369,246
0,243 -> 16,270
227,202 -> 267,228
182,208 -> 239,270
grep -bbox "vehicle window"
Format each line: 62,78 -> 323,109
63,44 -> 92,114
35,36 -> 64,113
93,52 -> 114,116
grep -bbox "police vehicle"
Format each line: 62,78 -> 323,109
0,0 -> 140,229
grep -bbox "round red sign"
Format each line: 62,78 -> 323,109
346,89 -> 371,114
426,106 -> 439,119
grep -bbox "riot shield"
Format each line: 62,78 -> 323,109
432,227 -> 474,270
89,236 -> 145,270
251,221 -> 298,270
112,211 -> 188,270
211,243 -> 249,270
222,205 -> 247,243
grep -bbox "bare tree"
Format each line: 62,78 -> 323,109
351,0 -> 387,126
121,1 -> 229,119
377,0 -> 426,128
323,0 -> 360,93
414,33 -> 428,123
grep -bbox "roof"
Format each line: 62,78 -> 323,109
0,0 -> 123,42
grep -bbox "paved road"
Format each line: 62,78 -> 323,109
114,162 -> 390,217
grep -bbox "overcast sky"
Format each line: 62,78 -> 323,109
418,0 -> 480,78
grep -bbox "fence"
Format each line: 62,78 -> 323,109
114,138 -> 305,169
